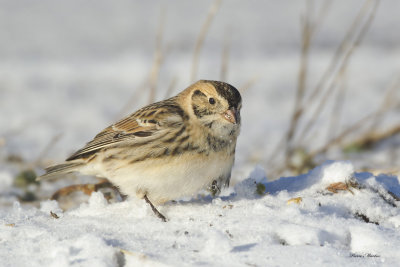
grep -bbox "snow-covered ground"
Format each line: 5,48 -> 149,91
1,161 -> 400,266
1,0 -> 400,266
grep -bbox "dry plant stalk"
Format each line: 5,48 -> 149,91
285,0 -> 314,154
326,182 -> 353,194
116,8 -> 168,118
297,63 -> 348,144
51,179 -> 123,201
310,72 -> 397,158
268,0 -> 381,177
148,7 -> 167,104
220,31 -> 230,81
326,71 -> 347,141
285,0 -> 332,151
268,0 -> 330,168
297,0 -> 380,145
340,76 -> 399,151
326,179 -> 359,194
191,0 -> 222,82
309,112 -> 375,158
51,184 -> 96,200
294,0 -> 375,146
116,81 -> 147,119
304,0 -> 373,107
344,124 -> 400,151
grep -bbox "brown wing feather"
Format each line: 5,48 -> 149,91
66,97 -> 184,161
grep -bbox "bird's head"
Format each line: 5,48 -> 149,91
184,80 -> 242,135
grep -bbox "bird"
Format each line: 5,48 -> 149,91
38,80 -> 242,221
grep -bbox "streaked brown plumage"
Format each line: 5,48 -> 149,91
39,80 -> 242,220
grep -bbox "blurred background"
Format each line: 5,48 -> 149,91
0,0 -> 399,205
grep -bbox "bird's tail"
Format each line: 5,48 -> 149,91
37,161 -> 84,181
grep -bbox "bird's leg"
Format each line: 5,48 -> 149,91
209,180 -> 221,196
144,195 -> 167,222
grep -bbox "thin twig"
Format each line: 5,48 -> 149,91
347,124 -> 400,150
116,81 -> 147,119
310,0 -> 332,35
287,0 -> 373,150
332,76 -> 400,151
220,30 -> 230,81
191,0 -> 222,82
285,0 -> 314,153
309,79 -> 392,158
298,63 -> 347,144
327,70 -> 347,141
304,0 -> 374,107
282,0 -> 332,163
116,8 -> 169,118
148,7 -> 167,104
266,0 -> 319,167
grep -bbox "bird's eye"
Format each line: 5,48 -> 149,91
208,98 -> 215,105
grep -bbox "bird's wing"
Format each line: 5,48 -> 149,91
66,98 -> 185,161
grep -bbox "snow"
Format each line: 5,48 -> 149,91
0,172 -> 13,193
1,0 -> 400,266
1,161 -> 400,266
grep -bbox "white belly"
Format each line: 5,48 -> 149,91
85,153 -> 234,204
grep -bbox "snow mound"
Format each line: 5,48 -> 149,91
263,160 -> 355,194
308,160 -> 354,188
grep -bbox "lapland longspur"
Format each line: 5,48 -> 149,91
39,80 -> 242,221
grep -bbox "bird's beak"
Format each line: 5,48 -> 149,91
222,108 -> 238,124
